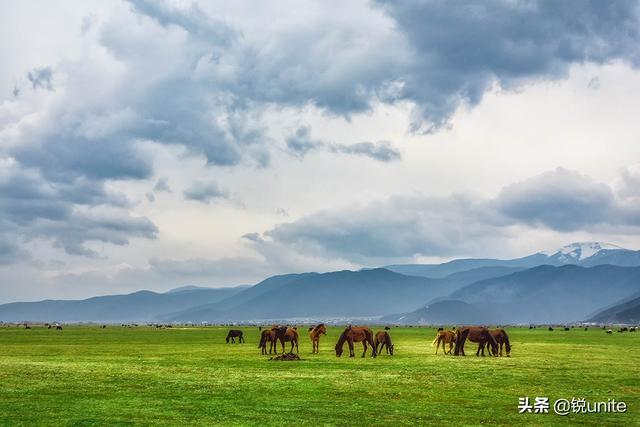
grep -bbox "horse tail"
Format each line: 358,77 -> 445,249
258,331 -> 265,348
226,332 -> 230,343
431,333 -> 440,346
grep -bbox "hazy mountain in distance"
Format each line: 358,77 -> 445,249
587,292 -> 640,324
385,242 -> 639,278
0,287 -> 246,323
387,265 -> 640,325
165,268 -> 454,322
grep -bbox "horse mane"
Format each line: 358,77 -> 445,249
312,323 -> 325,333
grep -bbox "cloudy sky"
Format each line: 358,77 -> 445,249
2,0 -> 640,302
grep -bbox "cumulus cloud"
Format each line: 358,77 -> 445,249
153,177 -> 171,193
494,168 -> 614,231
183,180 -> 228,204
255,168 -> 640,263
286,126 -> 401,162
27,67 -> 53,90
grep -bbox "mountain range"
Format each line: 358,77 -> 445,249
2,242 -> 639,324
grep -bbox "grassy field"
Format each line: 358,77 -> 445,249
0,325 -> 637,426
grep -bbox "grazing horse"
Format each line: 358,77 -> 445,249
335,325 -> 377,358
374,331 -> 394,355
258,329 -> 278,355
454,326 -> 498,356
479,328 -> 512,357
274,326 -> 299,353
55,324 -> 63,330
309,324 -> 327,354
432,330 -> 456,355
226,329 -> 245,343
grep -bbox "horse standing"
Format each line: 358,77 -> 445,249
258,328 -> 278,354
226,329 -> 245,343
335,325 -> 377,358
309,324 -> 327,354
374,330 -> 394,355
453,326 -> 498,356
432,330 -> 456,355
274,326 -> 299,353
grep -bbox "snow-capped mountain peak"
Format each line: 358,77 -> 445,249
540,242 -> 624,262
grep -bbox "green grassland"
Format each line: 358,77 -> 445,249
0,325 -> 638,426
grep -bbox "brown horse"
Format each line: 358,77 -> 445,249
226,329 -> 244,343
374,331 -> 394,355
432,330 -> 456,355
274,325 -> 299,353
309,324 -> 327,354
453,326 -> 498,356
479,328 -> 512,356
258,329 -> 279,355
335,325 -> 377,358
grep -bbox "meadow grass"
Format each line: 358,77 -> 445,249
0,325 -> 637,426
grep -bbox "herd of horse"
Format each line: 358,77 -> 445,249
226,324 -> 511,358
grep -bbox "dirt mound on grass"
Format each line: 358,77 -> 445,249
269,353 -> 302,361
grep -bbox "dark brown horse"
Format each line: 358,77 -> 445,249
309,323 -> 327,354
226,329 -> 245,343
479,328 -> 512,356
335,325 -> 377,358
432,330 -> 456,355
374,330 -> 394,355
274,326 -> 299,353
258,328 -> 278,354
454,326 -> 498,356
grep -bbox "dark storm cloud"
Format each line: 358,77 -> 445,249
286,126 -> 401,162
183,181 -> 229,204
0,166 -> 156,257
375,0 -> 640,131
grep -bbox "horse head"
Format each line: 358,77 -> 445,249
335,342 -> 343,357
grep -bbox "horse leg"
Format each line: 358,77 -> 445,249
348,339 -> 355,357
296,339 -> 299,353
362,340 -> 367,358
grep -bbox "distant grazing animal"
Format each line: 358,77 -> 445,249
55,325 -> 63,330
47,325 -> 52,329
584,327 -> 588,331
309,324 -> 327,354
548,327 -> 554,331
630,327 -> 636,332
335,325 -> 377,358
454,326 -> 498,357
606,329 -> 613,334
432,330 -> 456,355
479,328 -> 511,357
258,329 -> 278,355
384,326 -> 391,331
258,326 -> 262,331
274,326 -> 299,353
24,324 -> 31,329
564,327 -> 570,331
374,331 -> 394,355
226,329 -> 245,344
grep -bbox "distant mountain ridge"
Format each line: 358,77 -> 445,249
387,264 -> 640,324
1,242 -> 639,324
384,241 -> 640,278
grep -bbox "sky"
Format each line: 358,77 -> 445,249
1,0 -> 640,302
